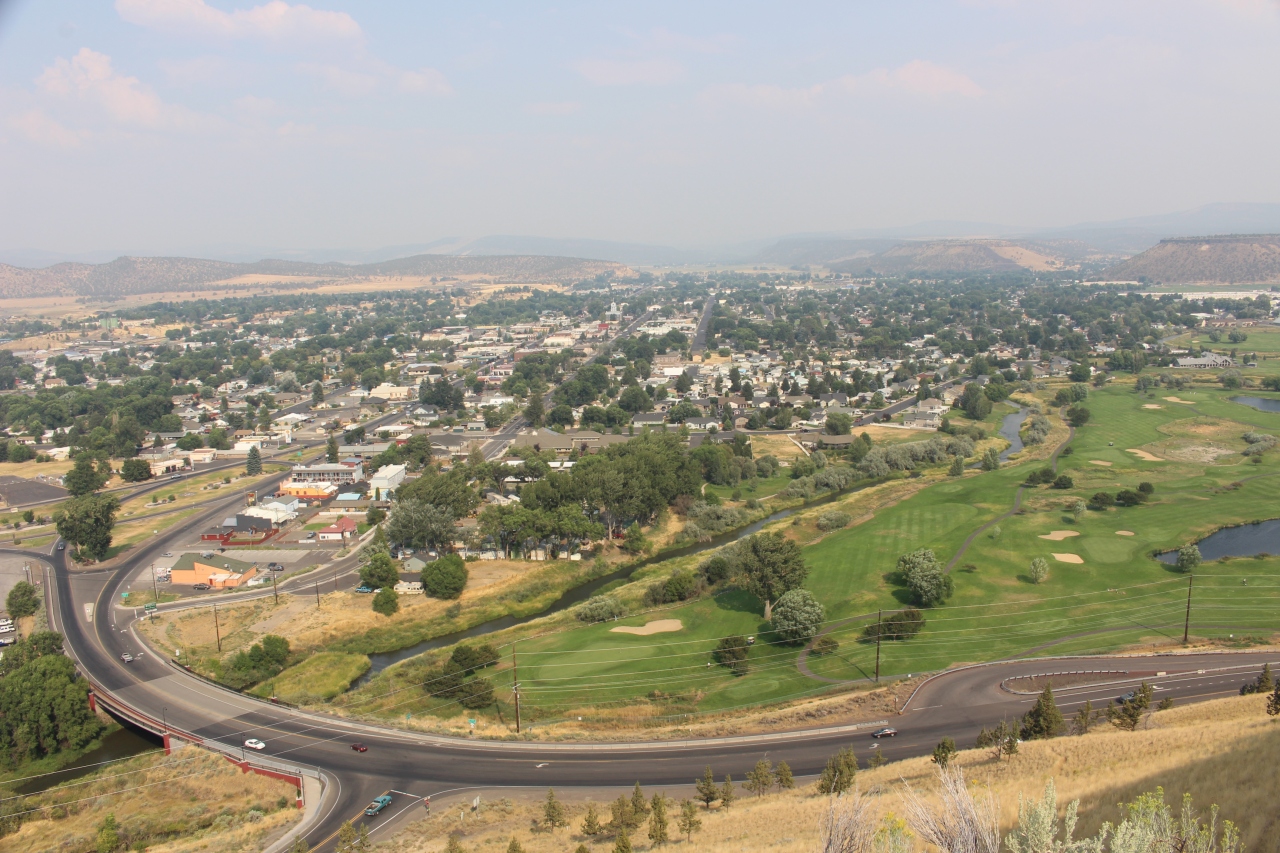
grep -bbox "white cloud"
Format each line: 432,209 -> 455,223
10,110 -> 82,148
574,57 -> 683,86
524,101 -> 582,116
39,48 -> 168,126
398,68 -> 452,96
116,0 -> 363,43
706,60 -> 983,108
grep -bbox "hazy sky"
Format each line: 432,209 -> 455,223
2,0 -> 1280,256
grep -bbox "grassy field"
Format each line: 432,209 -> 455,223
704,472 -> 795,501
248,651 -> 371,703
422,381 -> 1280,725
3,747 -> 301,853
381,692 -> 1280,853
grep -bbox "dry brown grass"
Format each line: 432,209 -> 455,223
381,693 -> 1280,853
6,746 -> 301,853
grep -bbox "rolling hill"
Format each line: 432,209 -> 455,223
827,239 -> 1082,276
0,254 -> 627,299
1100,234 -> 1280,284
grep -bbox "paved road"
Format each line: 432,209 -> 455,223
854,378 -> 956,427
34,499 -> 1280,852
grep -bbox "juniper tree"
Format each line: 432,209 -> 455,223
695,766 -> 719,807
719,775 -> 735,809
630,781 -> 649,819
774,760 -> 795,789
745,759 -> 773,797
543,788 -> 567,830
581,803 -> 602,836
931,737 -> 957,768
647,793 -> 669,845
817,746 -> 858,794
677,801 -> 702,843
1021,684 -> 1065,739
505,838 -> 524,853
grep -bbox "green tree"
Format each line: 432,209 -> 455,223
960,383 -> 992,420
745,759 -> 773,797
6,581 -> 39,618
1176,544 -> 1202,573
770,589 -> 824,644
613,827 -> 632,853
677,800 -> 702,842
618,385 -> 652,413
737,531 -> 808,620
388,497 -> 460,554
1021,684 -> 1066,739
1072,499 -> 1086,521
119,458 -> 152,482
931,737 -> 957,768
543,788 -> 568,830
1240,663 -> 1273,695
647,793 -> 669,845
246,445 -> 263,475
360,551 -> 400,589
1268,682 -> 1280,717
421,554 -> 469,599
1065,405 -> 1091,427
898,549 -> 953,607
444,834 -> 466,853
358,824 -> 371,851
505,837 -> 524,853
337,821 -> 356,850
630,781 -> 650,819
774,760 -> 794,789
1107,681 -> 1154,731
326,436 -> 339,463
524,394 -> 545,427
1028,557 -> 1049,584
64,454 -> 110,496
817,746 -> 857,794
312,381 -> 325,406
291,836 -> 311,853
581,803 -> 602,835
54,494 -> 121,561
372,586 -> 399,616
981,447 -> 1000,471
825,412 -> 853,435
712,635 -> 750,675
948,454 -> 965,476
96,813 -> 120,853
719,775 -> 735,809
695,765 -> 719,808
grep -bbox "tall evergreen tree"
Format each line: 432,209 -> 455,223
311,381 -> 324,406
613,827 -> 632,853
695,765 -> 719,807
326,436 -> 339,463
630,781 -> 650,818
719,775 -> 735,809
817,746 -> 858,794
745,759 -> 773,797
581,803 -> 602,836
543,788 -> 568,830
1021,684 -> 1066,739
677,800 -> 702,843
647,793 -> 669,846
246,445 -> 262,475
773,760 -> 795,789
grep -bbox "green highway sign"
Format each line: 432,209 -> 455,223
144,603 -> 157,612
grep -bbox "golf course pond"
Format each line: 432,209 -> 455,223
1157,518 -> 1280,564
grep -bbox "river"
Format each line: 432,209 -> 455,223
10,724 -> 162,796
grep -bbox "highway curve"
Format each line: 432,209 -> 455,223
18,448 -> 1277,851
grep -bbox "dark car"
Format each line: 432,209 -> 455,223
871,727 -> 898,738
268,562 -> 284,572
351,743 -> 368,752
192,583 -> 211,591
57,542 -> 66,550
1117,691 -> 1136,703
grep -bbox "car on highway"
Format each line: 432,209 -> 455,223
163,552 -> 173,557
170,474 -> 183,480
57,542 -> 66,550
365,795 -> 392,816
1117,691 -> 1136,703
871,727 -> 898,738
121,653 -> 134,663
192,583 -> 211,591
243,739 -> 266,750
350,743 -> 368,752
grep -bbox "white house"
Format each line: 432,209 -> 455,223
369,464 -> 407,495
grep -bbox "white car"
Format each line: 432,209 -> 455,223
243,738 -> 266,750
0,626 -> 14,635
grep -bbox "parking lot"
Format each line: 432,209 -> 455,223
0,554 -> 39,622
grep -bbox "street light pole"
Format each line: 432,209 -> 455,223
213,603 -> 221,652
151,564 -> 159,620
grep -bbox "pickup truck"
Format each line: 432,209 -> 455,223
355,585 -> 376,594
365,795 -> 393,816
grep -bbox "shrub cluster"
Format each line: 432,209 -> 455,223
1242,432 -> 1276,456
426,644 -> 498,708
713,635 -> 750,675
1022,414 -> 1052,445
577,594 -> 627,623
815,510 -> 852,531
679,501 -> 748,543
861,608 -> 926,641
857,436 -> 975,478
644,569 -> 706,606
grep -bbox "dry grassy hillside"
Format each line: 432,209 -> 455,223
380,692 -> 1280,853
832,239 -> 1079,276
1102,234 -> 1280,283
0,254 -> 626,298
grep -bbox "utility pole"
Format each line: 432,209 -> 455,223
213,603 -> 221,652
271,569 -> 278,605
1183,573 -> 1194,645
315,578 -> 320,608
512,642 -> 522,734
875,610 -> 882,683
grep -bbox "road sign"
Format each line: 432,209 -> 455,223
144,603 -> 157,612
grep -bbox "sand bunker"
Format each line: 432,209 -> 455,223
1039,530 -> 1081,541
1116,530 -> 1135,536
1052,553 -> 1084,564
610,619 -> 684,636
1164,397 -> 1195,404
1090,460 -> 1113,466
1126,449 -> 1162,461
1142,404 -> 1163,409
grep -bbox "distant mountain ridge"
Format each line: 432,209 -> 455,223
0,254 -> 626,299
1100,234 -> 1280,284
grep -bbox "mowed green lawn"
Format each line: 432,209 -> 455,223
477,385 -> 1280,719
